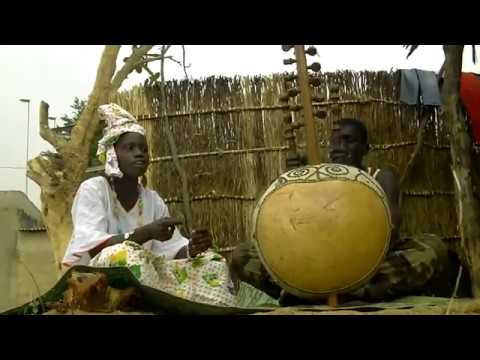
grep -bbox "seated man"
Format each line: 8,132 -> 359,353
230,118 -> 449,304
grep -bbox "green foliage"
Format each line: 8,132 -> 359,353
60,97 -> 87,127
173,266 -> 188,284
202,273 -> 221,287
189,255 -> 205,268
60,97 -> 105,166
128,264 -> 142,279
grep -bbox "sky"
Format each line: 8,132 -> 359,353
1,45 -> 479,209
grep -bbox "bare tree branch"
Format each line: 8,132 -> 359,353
399,108 -> 430,209
27,158 -> 50,187
181,45 -> 190,79
137,55 -> 164,66
133,54 -> 192,79
438,60 -> 446,78
39,101 -> 68,150
139,45 -> 190,86
165,56 -> 183,67
158,45 -> 193,236
141,46 -> 189,79
400,108 -> 430,187
142,64 -> 156,77
136,55 -> 175,66
36,156 -> 59,181
403,45 -> 419,58
164,55 -> 191,77
153,46 -> 190,78
68,45 -> 121,150
110,45 -> 155,93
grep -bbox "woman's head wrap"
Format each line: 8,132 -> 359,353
97,104 -> 146,178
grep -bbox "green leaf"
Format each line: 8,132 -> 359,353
236,281 -> 280,308
190,256 -> 205,268
128,265 -> 142,279
211,254 -> 223,262
115,259 -> 127,267
173,266 -> 188,284
31,303 -> 39,315
203,273 -> 221,287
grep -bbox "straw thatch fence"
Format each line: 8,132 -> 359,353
110,71 -> 480,254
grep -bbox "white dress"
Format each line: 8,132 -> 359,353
62,177 -> 238,307
62,176 -> 189,267
61,177 -> 276,307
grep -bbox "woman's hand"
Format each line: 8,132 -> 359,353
145,217 -> 183,242
89,217 -> 184,258
188,228 -> 213,257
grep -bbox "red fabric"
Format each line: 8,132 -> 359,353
460,73 -> 480,144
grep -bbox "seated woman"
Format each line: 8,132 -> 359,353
62,104 -> 243,307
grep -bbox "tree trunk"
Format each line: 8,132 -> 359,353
30,47 -> 120,274
442,45 -> 480,296
28,46 -> 123,275
40,186 -> 76,274
27,45 -> 162,276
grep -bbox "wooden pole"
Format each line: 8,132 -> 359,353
327,294 -> 338,308
294,46 -> 321,165
442,45 -> 480,297
295,45 -> 337,305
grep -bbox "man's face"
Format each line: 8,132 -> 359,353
328,123 -> 368,168
114,132 -> 150,178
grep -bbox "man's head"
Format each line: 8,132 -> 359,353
114,132 -> 150,179
328,118 -> 369,169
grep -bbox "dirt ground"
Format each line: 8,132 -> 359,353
41,298 -> 480,315
256,298 -> 480,315
43,310 -> 155,315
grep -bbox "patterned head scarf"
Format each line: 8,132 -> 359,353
97,104 -> 146,178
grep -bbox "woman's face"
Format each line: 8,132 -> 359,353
114,132 -> 150,178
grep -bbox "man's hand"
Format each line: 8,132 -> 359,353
189,228 -> 213,257
145,217 -> 183,242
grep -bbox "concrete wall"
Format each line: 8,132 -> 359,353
13,231 -> 57,307
0,191 -> 55,312
0,208 -> 18,311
